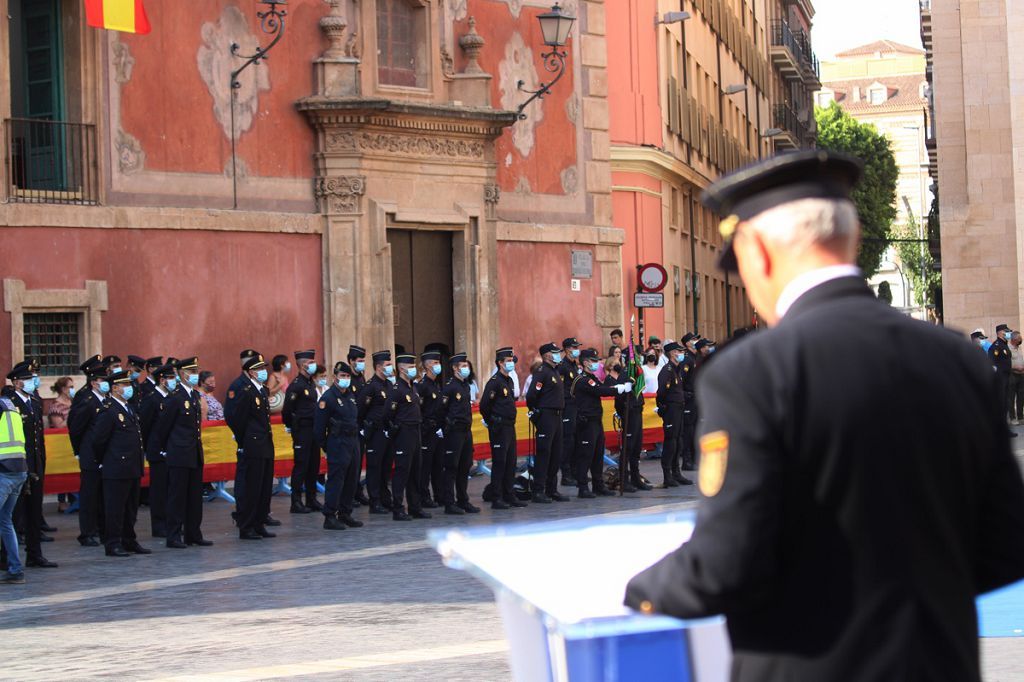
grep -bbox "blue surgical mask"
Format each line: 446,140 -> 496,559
111,365 -> 123,374
503,361 -> 515,373
354,361 -> 366,373
21,381 -> 36,395
256,369 -> 269,383
284,362 -> 292,372
122,386 -> 134,401
431,364 -> 442,376
31,377 -> 40,390
588,362 -> 600,372
338,377 -> 351,389
187,373 -> 200,387
98,381 -> 111,394
406,367 -> 418,379
570,349 -> 580,359
459,366 -> 471,379
307,362 -> 317,374
69,388 -> 76,398
388,376 -> 397,384
383,365 -> 395,377
130,371 -> 141,380
317,378 -> 328,387
551,352 -> 563,364
166,378 -> 178,392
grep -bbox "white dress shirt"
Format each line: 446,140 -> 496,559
775,264 -> 862,321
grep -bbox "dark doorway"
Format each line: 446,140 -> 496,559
388,229 -> 455,355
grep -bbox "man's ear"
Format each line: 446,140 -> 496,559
737,228 -> 772,279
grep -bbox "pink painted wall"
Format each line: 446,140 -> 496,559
607,0 -> 663,147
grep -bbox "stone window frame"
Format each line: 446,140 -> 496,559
363,0 -> 439,100
3,278 -> 107,398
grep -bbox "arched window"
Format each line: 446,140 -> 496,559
377,0 -> 427,88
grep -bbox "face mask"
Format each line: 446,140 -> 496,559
166,378 -> 178,392
645,356 -> 656,365
21,381 -> 36,395
338,377 -> 351,389
69,388 -> 76,398
387,376 -> 397,384
612,364 -> 623,373
111,365 -> 123,374
406,367 -> 418,379
284,362 -> 292,372
256,369 -> 269,383
588,362 -> 600,372
570,349 -> 580,359
383,365 -> 394,377
503,361 -> 515,373
306,362 -> 317,374
354,361 -> 366,373
317,378 -> 328,387
431,364 -> 442,376
122,386 -> 134,401
130,371 -> 141,380
98,381 -> 111,394
187,373 -> 200,387
459,366 -> 471,379
551,352 -> 562,364
31,377 -> 40,390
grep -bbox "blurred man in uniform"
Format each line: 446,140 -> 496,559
283,350 -> 321,513
655,342 -> 693,487
416,350 -> 446,507
438,352 -> 479,515
479,347 -> 525,510
558,337 -> 583,486
525,342 -> 570,504
625,150 -> 1024,681
314,362 -> 363,530
226,353 -> 276,540
387,354 -> 430,521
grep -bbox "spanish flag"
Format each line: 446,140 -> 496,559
85,0 -> 151,35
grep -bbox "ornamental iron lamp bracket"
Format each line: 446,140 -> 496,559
515,3 -> 576,121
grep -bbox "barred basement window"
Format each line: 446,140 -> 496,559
23,311 -> 81,376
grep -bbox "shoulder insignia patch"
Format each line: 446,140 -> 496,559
588,379 -> 596,386
698,431 -> 729,497
536,382 -> 543,390
319,401 -> 326,409
228,390 -> 235,399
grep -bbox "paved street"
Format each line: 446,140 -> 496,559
2,454 -> 1023,682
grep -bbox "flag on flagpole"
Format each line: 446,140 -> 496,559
85,0 -> 151,35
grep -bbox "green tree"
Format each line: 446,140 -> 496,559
895,213 -> 940,308
814,103 -> 899,277
877,280 -> 893,305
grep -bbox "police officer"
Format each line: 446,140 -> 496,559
140,363 -> 175,537
558,337 -> 583,486
358,350 -> 395,514
991,324 -> 1014,418
283,350 -> 321,513
314,362 -> 364,530
226,353 -> 276,540
438,352 -> 479,515
677,336 -> 699,472
346,345 -> 371,507
655,342 -> 693,488
479,347 -> 525,510
103,355 -> 123,374
69,357 -> 111,546
416,350 -> 445,507
153,358 -> 210,548
571,349 -> 631,498
5,363 -> 56,567
525,343 -> 569,503
610,347 -> 652,492
388,354 -> 430,521
138,356 -> 163,401
90,371 -> 150,557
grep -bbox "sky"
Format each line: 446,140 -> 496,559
811,0 -> 924,61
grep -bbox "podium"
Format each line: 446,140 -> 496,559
429,509 -> 731,682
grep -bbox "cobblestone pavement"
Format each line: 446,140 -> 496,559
2,453 -> 1022,681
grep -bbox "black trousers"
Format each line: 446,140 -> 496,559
560,405 -> 578,478
392,425 -> 422,512
233,448 -> 245,513
575,417 -> 607,492
167,466 -> 204,543
323,435 -> 359,517
237,457 -> 274,533
442,426 -> 473,506
622,406 -> 644,482
365,428 -> 392,505
681,414 -> 697,470
532,410 -> 563,495
290,426 -> 320,506
419,426 -> 445,503
148,459 -> 168,536
1011,373 -> 1024,420
488,421 -> 518,501
78,469 -> 105,542
103,477 -> 139,549
660,404 -> 684,478
14,472 -> 43,559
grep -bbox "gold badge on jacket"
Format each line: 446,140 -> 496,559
405,394 -> 411,402
503,388 -> 508,397
184,400 -> 190,411
319,401 -> 326,409
118,413 -> 125,423
698,431 -> 729,497
255,397 -> 261,406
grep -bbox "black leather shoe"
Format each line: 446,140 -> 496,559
105,546 -> 131,557
507,498 -> 528,508
596,488 -> 616,497
39,533 -> 54,543
354,490 -> 370,505
263,515 -> 282,527
78,536 -> 100,547
26,556 -> 58,568
678,476 -> 694,485
255,527 -> 276,538
634,481 -> 653,491
550,492 -> 571,502
459,502 -> 481,514
622,483 -> 638,493
340,514 -> 364,528
188,538 -> 214,547
393,510 -> 412,521
369,504 -> 389,515
560,476 -> 578,487
166,539 -> 188,549
411,509 -> 432,519
125,543 -> 152,555
673,472 -> 688,484
578,489 -> 596,499
421,498 -> 439,509
323,515 -> 347,530
239,530 -> 263,540
491,500 -> 511,510
444,504 -> 466,515
290,503 -> 312,514
306,500 -> 324,512
531,493 -> 553,504
41,522 -> 58,533
663,478 -> 680,488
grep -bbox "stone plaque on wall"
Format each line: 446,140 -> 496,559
571,250 -> 593,278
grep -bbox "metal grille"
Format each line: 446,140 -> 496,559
4,118 -> 98,205
23,312 -> 81,376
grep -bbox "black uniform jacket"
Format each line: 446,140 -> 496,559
570,372 -> 618,419
479,373 -> 517,426
139,387 -> 169,463
439,377 -> 472,429
282,374 -> 317,432
625,276 -> 1024,682
314,384 -> 359,451
225,378 -> 274,459
358,375 -> 392,431
655,362 -> 685,408
558,358 -> 582,406
416,375 -> 444,429
9,391 -> 44,475
525,362 -> 565,411
990,337 -> 1012,373
153,385 -> 204,469
89,398 -> 145,480
69,390 -> 107,469
389,377 -> 422,427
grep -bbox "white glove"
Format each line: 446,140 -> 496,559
616,384 -> 630,394
623,381 -> 633,391
481,420 -> 488,428
359,429 -> 365,438
653,407 -> 659,415
436,429 -> 444,438
285,427 -> 291,434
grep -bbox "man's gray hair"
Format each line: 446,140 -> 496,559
747,198 -> 859,251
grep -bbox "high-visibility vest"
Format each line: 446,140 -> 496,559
0,408 -> 27,461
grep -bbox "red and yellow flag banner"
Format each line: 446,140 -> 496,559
85,0 -> 151,35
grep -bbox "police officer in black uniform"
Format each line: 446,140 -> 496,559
558,337 -> 583,486
125,356 -> 147,408
416,350 -> 445,507
346,345 -> 370,506
525,342 -> 570,503
314,362 -> 364,530
138,356 -> 163,402
388,354 -> 431,521
358,351 -> 396,514
70,357 -> 111,546
609,347 -> 652,492
479,347 -> 525,510
153,357 -> 210,548
677,335 -> 699,472
140,363 -> 174,537
655,342 -> 693,487
571,349 -> 631,498
990,324 -> 1014,418
438,352 -> 479,515
90,371 -> 150,557
226,353 -> 277,540
5,363 -> 57,567
283,350 -> 322,513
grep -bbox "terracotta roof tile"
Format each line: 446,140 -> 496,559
820,74 -> 928,112
834,40 -> 925,57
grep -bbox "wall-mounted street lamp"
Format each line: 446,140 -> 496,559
656,11 -> 691,25
724,84 -> 747,95
516,3 -> 576,120
229,0 -> 289,208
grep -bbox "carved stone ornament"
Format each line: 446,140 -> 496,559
325,131 -> 485,159
459,17 -> 486,74
115,129 -> 145,175
111,38 -> 135,84
319,0 -> 348,59
484,183 -> 500,205
315,175 -> 366,213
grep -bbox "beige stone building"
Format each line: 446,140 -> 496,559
928,0 -> 1023,333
